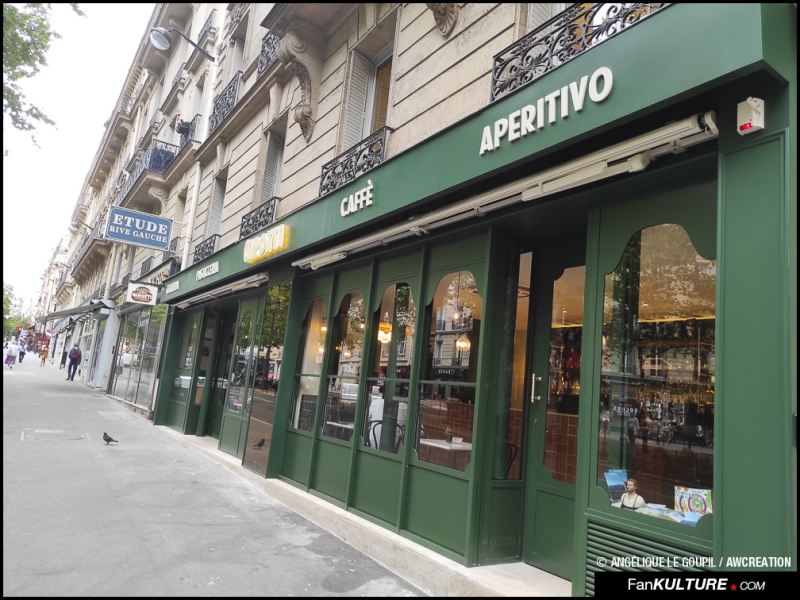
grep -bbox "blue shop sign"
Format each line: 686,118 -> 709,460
106,207 -> 173,251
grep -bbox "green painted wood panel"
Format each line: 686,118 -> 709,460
405,466 -> 469,556
350,452 -> 402,526
281,431 -> 313,487
717,133 -> 795,562
312,440 -> 351,503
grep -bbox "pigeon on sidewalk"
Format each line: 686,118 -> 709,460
103,432 -> 119,445
253,438 -> 265,449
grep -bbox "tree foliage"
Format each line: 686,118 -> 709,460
3,283 -> 15,331
3,283 -> 32,338
3,3 -> 84,148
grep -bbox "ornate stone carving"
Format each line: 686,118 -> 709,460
426,3 -> 458,36
276,27 -> 321,143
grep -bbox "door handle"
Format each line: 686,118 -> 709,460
531,373 -> 542,404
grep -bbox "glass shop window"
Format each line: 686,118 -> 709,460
598,224 -> 716,525
417,271 -> 481,472
227,307 -> 257,415
321,292 -> 366,442
362,283 -> 416,454
289,298 -> 327,432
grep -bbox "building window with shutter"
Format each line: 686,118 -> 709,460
342,9 -> 397,153
207,176 -> 227,238
259,132 -> 284,205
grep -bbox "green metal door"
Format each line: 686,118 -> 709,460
218,297 -> 263,458
522,235 -> 586,579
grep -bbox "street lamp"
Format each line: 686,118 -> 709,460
149,26 -> 216,62
68,220 -> 94,233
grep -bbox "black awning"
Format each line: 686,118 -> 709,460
43,299 -> 114,322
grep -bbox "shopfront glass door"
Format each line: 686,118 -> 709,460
218,297 -> 262,458
522,235 -> 586,579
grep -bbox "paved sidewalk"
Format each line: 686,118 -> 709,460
2,357 -> 423,597
4,351 -> 572,597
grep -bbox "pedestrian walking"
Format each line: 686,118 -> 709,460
18,343 -> 27,363
6,340 -> 19,369
66,344 -> 81,381
40,345 -> 50,367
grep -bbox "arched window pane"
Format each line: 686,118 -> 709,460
363,284 -> 415,454
418,271 -> 481,472
322,292 -> 365,441
598,224 -> 715,525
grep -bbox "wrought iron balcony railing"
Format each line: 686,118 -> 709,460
209,72 -> 241,133
70,225 -> 104,272
452,315 -> 473,330
198,9 -> 216,42
140,257 -> 153,277
115,140 -> 179,205
491,3 -> 670,101
178,114 -> 201,151
171,62 -> 188,89
257,33 -> 281,78
239,196 -> 279,240
320,126 -> 394,197
193,234 -> 220,264
117,93 -> 135,116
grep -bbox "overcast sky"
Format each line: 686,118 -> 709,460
3,3 -> 156,311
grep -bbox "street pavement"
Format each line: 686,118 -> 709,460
2,353 -> 423,597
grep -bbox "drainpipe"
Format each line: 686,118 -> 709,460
181,11 -> 224,269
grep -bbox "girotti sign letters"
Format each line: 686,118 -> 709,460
479,66 -> 613,156
106,206 -> 173,251
243,224 -> 288,264
126,282 -> 158,306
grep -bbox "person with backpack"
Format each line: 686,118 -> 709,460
67,344 -> 82,381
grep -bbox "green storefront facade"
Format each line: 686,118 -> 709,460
153,4 -> 796,593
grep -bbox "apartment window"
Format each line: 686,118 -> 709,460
259,132 -> 284,205
231,36 -> 245,75
343,43 -> 394,150
207,176 -> 227,237
191,79 -> 204,121
148,78 -> 164,125
528,3 -> 565,31
126,247 -> 136,277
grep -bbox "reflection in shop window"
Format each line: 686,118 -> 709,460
417,271 -> 481,472
289,298 -> 327,432
228,308 -> 255,415
363,284 -> 415,454
598,224 -> 715,526
321,292 -> 365,442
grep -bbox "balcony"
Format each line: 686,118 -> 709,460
178,114 -> 201,152
257,33 -> 281,79
193,234 -> 220,264
70,227 -> 112,285
491,3 -> 670,102
240,197 -> 279,240
163,235 -> 182,263
160,62 -> 188,116
163,114 -> 202,186
209,72 -> 242,133
319,126 -> 394,197
187,9 -> 217,74
115,139 -> 179,212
